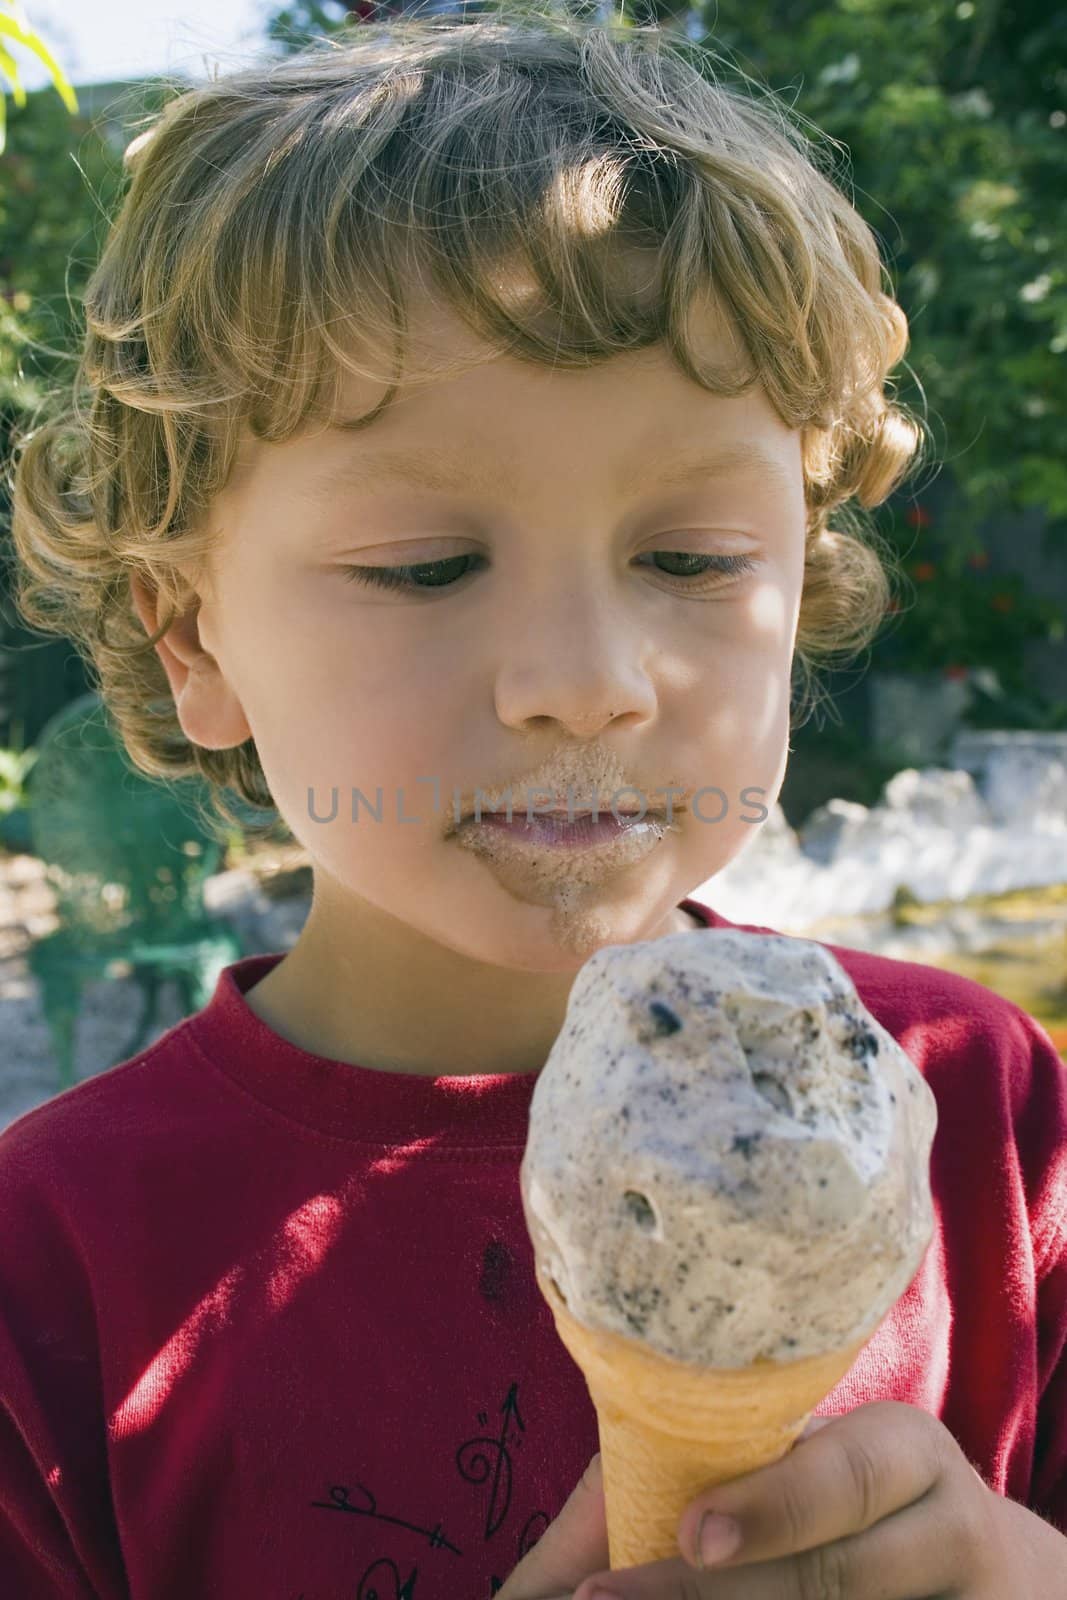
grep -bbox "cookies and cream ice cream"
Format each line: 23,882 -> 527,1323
521,926 -> 938,1369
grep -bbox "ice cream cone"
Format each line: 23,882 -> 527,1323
536,1260 -> 869,1569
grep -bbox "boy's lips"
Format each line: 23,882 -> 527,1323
462,799 -> 666,819
453,791 -> 689,822
461,810 -> 668,852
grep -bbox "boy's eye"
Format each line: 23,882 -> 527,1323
340,550 -> 759,594
342,554 -> 481,592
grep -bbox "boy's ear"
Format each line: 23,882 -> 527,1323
129,572 -> 252,751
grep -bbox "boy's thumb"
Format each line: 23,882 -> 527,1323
495,1452 -> 609,1600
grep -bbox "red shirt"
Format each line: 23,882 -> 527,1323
1,898 -> 1065,1598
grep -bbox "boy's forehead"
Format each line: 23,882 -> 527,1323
232,266 -> 755,478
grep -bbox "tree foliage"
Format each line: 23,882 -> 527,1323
701,0 -> 1067,701
0,87 -> 126,417
0,0 -> 79,153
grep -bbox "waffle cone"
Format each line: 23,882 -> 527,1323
536,1261 -> 868,1569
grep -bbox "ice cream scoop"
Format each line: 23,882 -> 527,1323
521,926 -> 938,1565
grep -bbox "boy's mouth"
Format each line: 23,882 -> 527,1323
455,793 -> 682,823
454,806 -> 673,854
466,803 -> 662,819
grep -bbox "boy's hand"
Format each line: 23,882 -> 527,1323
566,1401 -> 1067,1599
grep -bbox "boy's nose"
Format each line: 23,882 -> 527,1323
491,583 -> 659,737
494,664 -> 656,741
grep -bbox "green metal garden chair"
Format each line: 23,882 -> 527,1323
24,690 -> 245,1090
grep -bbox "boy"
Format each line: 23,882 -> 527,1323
3,11 -> 1065,1598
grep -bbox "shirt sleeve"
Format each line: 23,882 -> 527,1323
0,1360 -> 103,1597
0,1131 -> 127,1598
1016,1009 -> 1067,1537
1032,1239 -> 1067,1536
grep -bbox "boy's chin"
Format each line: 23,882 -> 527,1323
447,892 -> 699,970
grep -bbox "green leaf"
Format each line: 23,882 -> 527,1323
0,11 -> 79,115
0,38 -> 27,107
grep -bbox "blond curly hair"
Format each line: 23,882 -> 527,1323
7,5 -> 927,840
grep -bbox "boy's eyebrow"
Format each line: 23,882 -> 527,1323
307,436 -> 796,502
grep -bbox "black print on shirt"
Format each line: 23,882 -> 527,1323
355,1556 -> 418,1598
456,1381 -> 552,1597
311,1481 -> 463,1557
482,1511 -> 550,1600
455,1380 -> 525,1540
302,1381 -> 551,1597
299,1564 -> 421,1600
482,1507 -> 551,1597
517,1509 -> 551,1557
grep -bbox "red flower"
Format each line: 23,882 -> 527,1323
967,550 -> 990,570
906,504 -> 932,528
943,664 -> 969,681
912,561 -> 937,582
992,593 -> 1015,613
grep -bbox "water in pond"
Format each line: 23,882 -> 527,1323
808,885 -> 1067,1062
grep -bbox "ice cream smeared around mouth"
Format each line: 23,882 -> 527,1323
520,927 -> 938,1368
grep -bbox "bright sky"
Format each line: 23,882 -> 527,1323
10,0 -> 278,91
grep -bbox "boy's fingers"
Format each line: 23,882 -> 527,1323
678,1401 -> 941,1572
797,1413 -> 836,1440
497,1453 -> 609,1600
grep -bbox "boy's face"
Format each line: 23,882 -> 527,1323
143,281 -> 807,974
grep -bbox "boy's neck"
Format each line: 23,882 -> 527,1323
242,895 -> 702,1078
